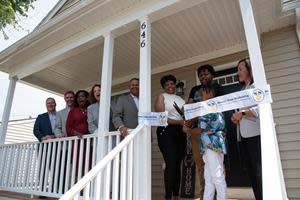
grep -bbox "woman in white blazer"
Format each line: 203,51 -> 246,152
231,58 -> 262,200
87,84 -> 115,134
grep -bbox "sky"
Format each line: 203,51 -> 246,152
0,0 -> 65,121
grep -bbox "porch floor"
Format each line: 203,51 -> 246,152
0,187 -> 254,199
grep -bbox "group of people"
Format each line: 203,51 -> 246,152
33,78 -> 140,143
155,59 -> 262,200
33,58 -> 262,200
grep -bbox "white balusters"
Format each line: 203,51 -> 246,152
0,130 -> 126,199
54,141 -> 62,193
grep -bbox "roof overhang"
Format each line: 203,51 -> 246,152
0,0 -> 296,94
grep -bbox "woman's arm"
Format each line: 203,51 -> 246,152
87,106 -> 97,134
154,94 -> 165,112
167,118 -> 184,126
183,125 -> 202,136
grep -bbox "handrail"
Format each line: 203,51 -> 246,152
0,131 -> 120,147
59,124 -> 145,200
0,129 -> 123,198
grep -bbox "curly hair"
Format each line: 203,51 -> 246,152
197,64 -> 215,77
74,90 -> 90,108
160,74 -> 177,88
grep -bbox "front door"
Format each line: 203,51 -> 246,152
214,68 -> 251,187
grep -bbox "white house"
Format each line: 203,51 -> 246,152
0,0 -> 299,199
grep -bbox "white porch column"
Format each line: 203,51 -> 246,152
134,16 -> 151,200
97,33 -> 114,161
0,76 -> 17,145
238,0 -> 288,199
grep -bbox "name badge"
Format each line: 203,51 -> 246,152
138,111 -> 168,126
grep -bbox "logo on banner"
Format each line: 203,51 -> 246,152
252,89 -> 264,102
207,100 -> 217,112
159,113 -> 167,125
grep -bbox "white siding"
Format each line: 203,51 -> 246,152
2,118 -> 37,144
262,26 -> 300,200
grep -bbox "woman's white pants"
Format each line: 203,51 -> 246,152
203,149 -> 227,200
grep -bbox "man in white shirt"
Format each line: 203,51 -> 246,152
33,97 -> 57,142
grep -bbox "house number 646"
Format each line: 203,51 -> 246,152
140,22 -> 146,48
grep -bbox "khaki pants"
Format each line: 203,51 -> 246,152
191,133 -> 205,200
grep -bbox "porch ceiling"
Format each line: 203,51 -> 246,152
2,0 -> 296,94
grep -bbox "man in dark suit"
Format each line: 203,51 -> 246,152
34,97 -> 57,142
113,78 -> 139,137
33,97 -> 57,197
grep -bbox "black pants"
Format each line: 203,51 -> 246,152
157,125 -> 186,199
241,135 -> 262,200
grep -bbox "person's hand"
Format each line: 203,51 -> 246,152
41,135 -> 53,141
231,114 -> 239,124
182,125 -> 191,134
233,112 -> 243,121
119,126 -> 129,137
207,130 -> 213,135
73,130 -> 83,139
184,120 -> 192,127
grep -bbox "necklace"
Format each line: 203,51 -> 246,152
80,108 -> 87,115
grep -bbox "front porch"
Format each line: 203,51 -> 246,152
1,0 -> 299,199
0,188 -> 254,200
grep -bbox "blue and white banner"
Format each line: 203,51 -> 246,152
184,85 -> 272,120
138,111 -> 168,126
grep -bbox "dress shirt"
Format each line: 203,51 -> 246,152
130,93 -> 139,111
48,112 -> 56,132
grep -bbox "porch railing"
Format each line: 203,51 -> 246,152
59,124 -> 145,200
0,130 -> 121,198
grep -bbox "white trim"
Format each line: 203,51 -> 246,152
282,0 -> 300,12
214,73 -> 238,86
214,61 -> 237,72
5,0 -> 214,79
0,0 -> 111,61
97,33 -> 114,162
8,0 -> 182,78
296,8 -> 300,44
239,0 -> 288,199
133,16 -> 152,200
35,0 -> 69,28
0,77 -> 17,144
